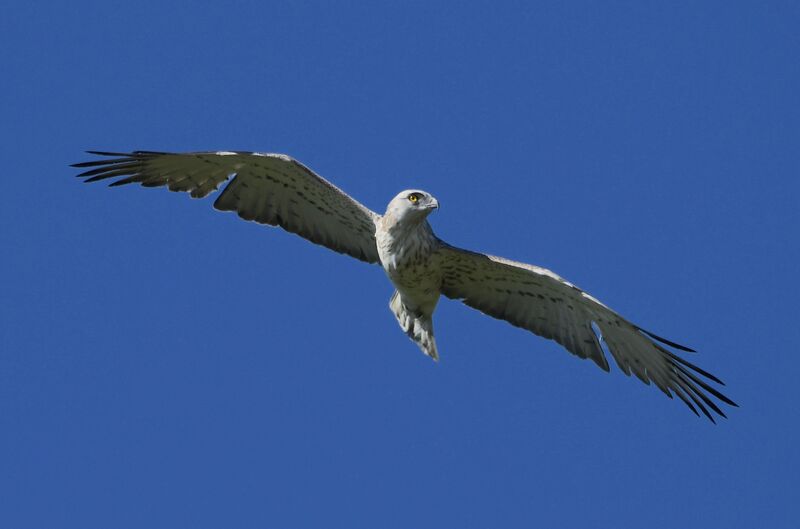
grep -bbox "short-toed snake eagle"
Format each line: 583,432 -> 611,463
73,150 -> 736,421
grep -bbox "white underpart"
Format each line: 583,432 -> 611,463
376,190 -> 442,359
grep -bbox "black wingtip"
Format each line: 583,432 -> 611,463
85,150 -> 132,157
699,402 -> 716,423
711,392 -> 738,409
667,351 -> 725,386
637,327 -> 696,352
72,151 -> 136,170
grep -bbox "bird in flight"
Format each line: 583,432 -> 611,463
73,150 -> 736,421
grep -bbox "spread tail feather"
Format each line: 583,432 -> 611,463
389,291 -> 438,361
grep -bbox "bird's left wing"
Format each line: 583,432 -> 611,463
73,151 -> 381,263
437,243 -> 736,421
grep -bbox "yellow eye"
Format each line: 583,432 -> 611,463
408,193 -> 420,203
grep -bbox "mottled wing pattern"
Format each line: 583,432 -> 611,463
437,244 -> 736,421
73,151 -> 381,263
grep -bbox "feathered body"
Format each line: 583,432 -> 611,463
72,150 -> 738,421
376,190 -> 442,359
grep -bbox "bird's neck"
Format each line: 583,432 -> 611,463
377,218 -> 437,270
387,216 -> 434,243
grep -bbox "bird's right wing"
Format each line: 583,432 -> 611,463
437,243 -> 736,421
73,151 -> 381,263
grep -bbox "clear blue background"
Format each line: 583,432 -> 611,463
2,1 -> 798,527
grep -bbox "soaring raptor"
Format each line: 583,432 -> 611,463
73,150 -> 737,421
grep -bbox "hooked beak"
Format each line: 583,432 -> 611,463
425,197 -> 440,211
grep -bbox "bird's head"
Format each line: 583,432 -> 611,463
385,189 -> 439,225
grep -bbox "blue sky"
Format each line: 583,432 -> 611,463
1,1 -> 798,527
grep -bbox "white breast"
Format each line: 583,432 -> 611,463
376,221 -> 443,315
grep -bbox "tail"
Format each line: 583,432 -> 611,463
389,291 -> 438,361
